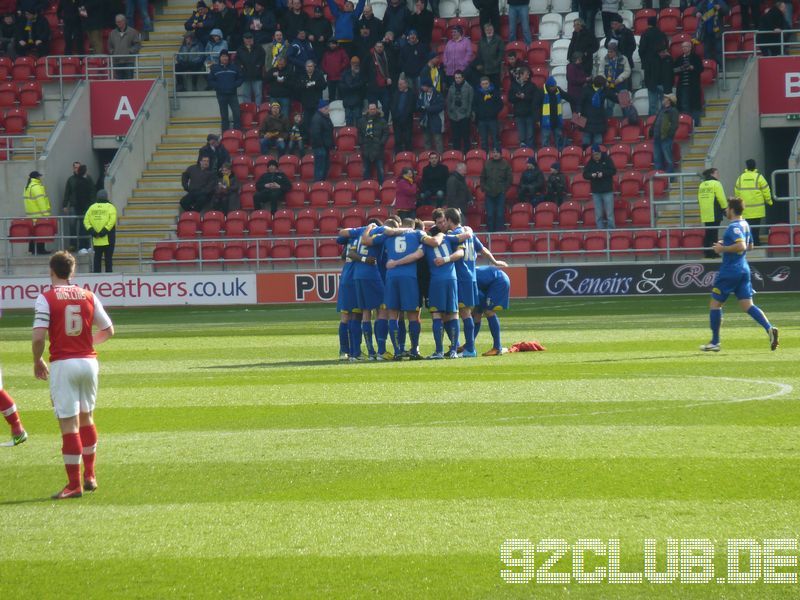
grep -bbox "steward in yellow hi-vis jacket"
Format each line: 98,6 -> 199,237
698,167 -> 728,258
84,190 -> 117,273
734,158 -> 772,245
24,170 -> 50,255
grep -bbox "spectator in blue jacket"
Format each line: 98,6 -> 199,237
288,29 -> 315,73
208,50 -> 244,130
204,28 -> 228,66
326,0 -> 367,56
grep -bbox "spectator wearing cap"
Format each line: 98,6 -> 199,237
607,14 -> 636,69
367,40 -> 394,114
398,29 -> 429,86
509,66 -> 538,149
327,0 -> 368,56
198,133 -> 232,172
180,156 -> 218,213
296,59 -> 327,132
357,4 -> 384,45
322,39 -> 350,101
235,32 -> 266,106
307,5 -> 333,57
473,75 -> 503,152
340,56 -> 367,125
583,144 -> 617,229
384,0 -> 411,39
538,76 -> 571,151
288,29 -> 315,73
507,0 -> 533,44
602,40 -> 630,116
600,0 -> 618,40
652,93 -> 679,173
567,18 -> 599,77
473,0 -> 501,33
409,0 -> 434,45
545,162 -> 568,206
476,22 -> 504,89
265,56 -> 292,118
578,76 -> 612,148
210,0 -> 235,46
443,26 -> 473,87
673,41 -> 704,125
420,152 -> 450,207
212,162 -> 241,214
176,32 -> 206,92
310,100 -> 335,181
207,50 -> 244,131
390,76 -> 416,152
644,44 -> 674,117
518,158 -> 546,205
242,0 -> 275,46
108,14 -> 141,80
281,0 -> 309,43
481,148 -> 512,231
358,102 -> 389,184
254,160 -> 292,213
445,70 -> 473,154
185,1 -> 216,46
259,102 -> 289,156
204,28 -> 228,66
15,8 -> 49,57
417,77 -> 445,154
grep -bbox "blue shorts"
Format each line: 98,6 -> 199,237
711,269 -> 753,302
457,279 -> 479,308
428,278 -> 458,314
384,276 -> 420,311
355,278 -> 385,311
337,279 -> 358,313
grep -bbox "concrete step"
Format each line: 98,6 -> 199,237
143,169 -> 184,177
135,179 -> 183,190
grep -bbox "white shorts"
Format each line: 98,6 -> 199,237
0,366 -> 3,390
50,358 -> 99,419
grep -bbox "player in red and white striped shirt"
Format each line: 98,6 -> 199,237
32,251 -> 114,500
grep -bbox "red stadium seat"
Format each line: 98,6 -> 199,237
701,59 -> 717,87
680,229 -> 705,255
584,231 -> 607,256
341,207 -> 365,229
239,182 -> 256,210
632,142 -> 654,170
657,8 -> 681,35
333,180 -> 356,206
271,209 -> 295,234
441,150 -> 463,171
533,202 -> 557,229
231,155 -> 252,181
356,180 -> 380,206
631,199 -> 652,226
225,217 -> 247,238
318,208 -> 341,234
243,129 -> 261,155
201,218 -> 223,239
9,218 -> 33,242
613,198 -> 631,225
559,146 -> 583,173
489,233 -> 511,254
0,57 -> 11,80
248,210 -> 272,236
511,147 -> 535,173
657,229 -> 681,255
285,181 -> 307,209
510,235 -> 534,257
558,201 -> 582,228
177,218 -> 199,238
18,81 -> 42,107
559,232 -> 583,256
152,242 -> 175,263
536,147 -> 559,172
295,208 -> 318,234
223,242 -> 246,265
278,154 -> 299,178
380,179 -> 397,205
609,144 -> 631,170
675,114 -> 693,141
366,206 -> 388,222
569,174 -> 591,202
466,149 -> 487,176
509,202 -> 533,230
619,121 -> 643,143
221,129 -> 243,154
534,234 -> 557,255
618,171 -> 643,199
767,225 -> 792,256
393,151 -> 417,174
345,152 -> 363,179
527,39 -> 551,65
175,243 -> 198,263
309,181 -> 333,207
270,240 -> 294,260
3,107 -> 27,134
246,242 -> 269,260
609,230 -> 633,257
633,229 -> 659,257
335,126 -> 357,151
294,239 -> 316,260
11,57 -> 35,81
0,81 -> 16,107
634,9 -> 656,34
300,154 -> 315,180
318,240 -> 342,260
240,103 -> 257,129
582,206 -> 596,228
645,170 -> 669,198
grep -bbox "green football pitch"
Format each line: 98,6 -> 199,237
1,294 -> 799,598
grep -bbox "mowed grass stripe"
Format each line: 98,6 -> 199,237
5,499 -> 800,560
6,425 -> 800,465
2,457 -> 799,505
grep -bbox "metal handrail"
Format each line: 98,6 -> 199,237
0,134 -> 42,160
721,28 -> 800,90
1,215 -> 85,274
770,168 -> 800,225
647,171 -> 699,226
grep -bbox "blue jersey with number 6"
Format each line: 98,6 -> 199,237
380,230 -> 426,278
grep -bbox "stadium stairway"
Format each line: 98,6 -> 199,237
114,116 -> 219,268
136,0 -> 201,84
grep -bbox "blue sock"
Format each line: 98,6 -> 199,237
709,308 -> 722,345
747,305 -> 772,332
362,321 -> 375,355
432,319 -> 444,354
409,320 -> 421,352
349,320 -> 363,357
474,320 -> 482,341
487,315 -> 501,350
444,319 -> 455,347
338,322 -> 349,355
375,318 -> 388,354
447,319 -> 460,352
398,318 -> 407,352
463,317 -> 475,352
388,319 -> 400,354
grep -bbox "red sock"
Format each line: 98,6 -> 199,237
61,433 -> 82,490
79,425 -> 98,480
0,390 -> 23,436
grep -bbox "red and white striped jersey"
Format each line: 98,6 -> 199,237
33,285 -> 112,362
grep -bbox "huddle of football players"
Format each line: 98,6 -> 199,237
336,207 -> 511,361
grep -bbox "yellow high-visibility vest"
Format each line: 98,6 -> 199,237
23,178 -> 51,220
83,202 -> 117,247
697,178 -> 727,223
734,169 -> 772,219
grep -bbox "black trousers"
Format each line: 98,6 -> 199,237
450,117 -> 471,154
393,116 -> 413,153
749,217 -> 763,246
253,190 -> 283,214
180,191 -> 212,212
703,217 -> 722,257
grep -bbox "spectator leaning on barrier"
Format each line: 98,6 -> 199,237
108,14 -> 141,80
583,144 -> 617,229
481,148 -> 512,232
235,32 -> 266,106
697,167 -> 728,258
24,170 -> 50,255
176,32 -> 206,92
180,156 -> 218,212
734,158 -> 773,246
83,190 -> 117,274
208,50 -> 243,131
